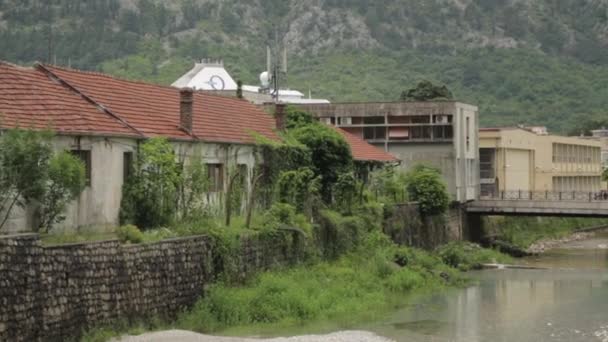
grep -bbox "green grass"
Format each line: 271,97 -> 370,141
487,216 -> 608,249
174,231 -> 467,333
76,229 -> 512,341
437,241 -> 513,271
40,230 -> 116,246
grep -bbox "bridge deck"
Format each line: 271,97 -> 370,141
468,199 -> 608,217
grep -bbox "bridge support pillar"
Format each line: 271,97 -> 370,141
464,212 -> 485,243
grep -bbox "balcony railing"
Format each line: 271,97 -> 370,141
480,190 -> 608,202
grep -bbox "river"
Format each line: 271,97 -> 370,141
357,232 -> 608,342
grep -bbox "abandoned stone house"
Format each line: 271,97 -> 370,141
0,61 -> 397,233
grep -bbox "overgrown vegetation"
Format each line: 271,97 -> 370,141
437,242 -> 512,271
405,166 -> 450,216
0,129 -> 85,233
176,230 -> 466,333
486,216 -> 608,249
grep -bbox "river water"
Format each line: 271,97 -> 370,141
358,232 -> 608,342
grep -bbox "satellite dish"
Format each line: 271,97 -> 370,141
260,71 -> 270,88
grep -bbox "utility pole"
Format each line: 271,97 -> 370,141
46,1 -> 53,64
269,27 -> 288,103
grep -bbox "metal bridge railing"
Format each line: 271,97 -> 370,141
480,190 -> 608,202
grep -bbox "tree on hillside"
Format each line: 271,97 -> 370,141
400,80 -> 453,102
567,119 -> 608,136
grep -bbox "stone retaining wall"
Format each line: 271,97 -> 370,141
0,232 -> 298,342
384,203 -> 457,249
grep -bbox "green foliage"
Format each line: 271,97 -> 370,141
400,80 -> 453,101
406,166 -> 450,216
285,107 -> 315,130
289,124 -> 353,203
0,129 -> 85,232
332,172 -> 358,214
316,209 -> 381,259
0,129 -> 53,230
568,118 -> 608,136
276,168 -> 321,214
115,224 -> 144,244
177,152 -> 210,221
437,242 -> 512,271
120,137 -> 180,229
176,232 -> 463,333
253,133 -> 312,209
369,167 -> 408,204
40,230 -> 116,246
38,151 -> 86,232
256,203 -> 311,235
488,216 -> 608,249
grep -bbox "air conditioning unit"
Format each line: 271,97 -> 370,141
436,115 -> 449,124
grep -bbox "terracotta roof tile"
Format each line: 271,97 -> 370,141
333,126 -> 399,162
42,65 -> 279,143
0,62 -> 139,136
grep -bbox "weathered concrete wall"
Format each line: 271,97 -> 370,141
0,231 -> 299,342
384,203 -> 460,249
1,136 -> 259,234
386,144 -> 457,199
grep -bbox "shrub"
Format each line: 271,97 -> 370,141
406,165 -> 450,215
385,268 -> 425,292
116,224 -> 144,244
437,242 -> 512,271
0,129 -> 53,231
289,122 -> 353,203
38,151 -> 86,232
119,137 -> 180,229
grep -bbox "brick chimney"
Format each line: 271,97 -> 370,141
274,103 -> 287,131
180,88 -> 193,133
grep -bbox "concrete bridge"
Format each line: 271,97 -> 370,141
467,191 -> 608,217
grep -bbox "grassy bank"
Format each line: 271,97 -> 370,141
486,216 -> 608,249
175,232 -> 462,333
80,230 -> 508,342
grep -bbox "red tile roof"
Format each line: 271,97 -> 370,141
41,64 -> 278,143
0,62 -> 139,137
333,127 -> 399,162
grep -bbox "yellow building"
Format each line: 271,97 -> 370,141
479,127 -> 603,196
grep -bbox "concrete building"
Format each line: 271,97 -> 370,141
0,61 -> 395,233
172,59 -> 330,105
295,101 -> 480,202
479,127 -> 603,196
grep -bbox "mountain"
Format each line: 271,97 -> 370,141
2,0 -> 608,132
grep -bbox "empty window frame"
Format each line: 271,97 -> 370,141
207,163 -> 224,192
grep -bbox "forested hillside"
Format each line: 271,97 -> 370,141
2,0 -> 608,132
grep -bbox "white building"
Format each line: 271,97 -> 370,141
172,59 -> 330,105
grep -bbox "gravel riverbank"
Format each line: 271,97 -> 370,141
111,330 -> 394,342
526,227 -> 608,254
526,231 -> 597,254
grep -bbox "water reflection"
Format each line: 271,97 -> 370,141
368,234 -> 608,342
